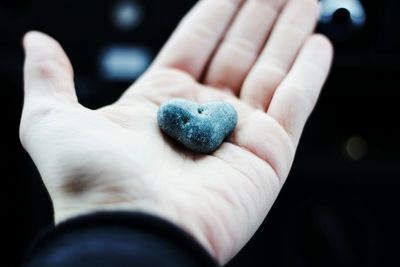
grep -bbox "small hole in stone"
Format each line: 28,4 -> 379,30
182,117 -> 189,124
198,107 -> 204,114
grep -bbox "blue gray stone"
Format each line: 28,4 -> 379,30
157,98 -> 238,153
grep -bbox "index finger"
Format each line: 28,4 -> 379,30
150,0 -> 244,79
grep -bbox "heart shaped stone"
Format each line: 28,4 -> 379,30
157,98 -> 238,153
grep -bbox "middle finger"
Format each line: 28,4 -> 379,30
204,0 -> 287,94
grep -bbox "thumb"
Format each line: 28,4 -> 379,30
23,31 -> 77,104
20,32 -> 79,150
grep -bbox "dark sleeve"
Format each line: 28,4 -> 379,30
23,211 -> 220,267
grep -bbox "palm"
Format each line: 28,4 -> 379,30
21,0 -> 333,264
108,68 -> 285,256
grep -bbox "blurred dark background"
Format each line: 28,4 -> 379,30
1,0 -> 399,266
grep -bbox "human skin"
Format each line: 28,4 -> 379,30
20,0 -> 333,265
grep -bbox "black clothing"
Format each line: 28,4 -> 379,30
24,211 -> 219,267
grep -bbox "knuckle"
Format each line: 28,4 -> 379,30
223,37 -> 258,57
32,59 -> 63,78
28,57 -> 73,80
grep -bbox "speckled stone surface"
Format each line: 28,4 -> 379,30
157,98 -> 238,153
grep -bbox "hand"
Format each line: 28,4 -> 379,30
20,0 -> 332,264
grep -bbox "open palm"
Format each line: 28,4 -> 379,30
20,0 -> 332,265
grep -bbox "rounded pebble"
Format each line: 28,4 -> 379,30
157,98 -> 238,153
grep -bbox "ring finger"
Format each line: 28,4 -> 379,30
240,0 -> 319,109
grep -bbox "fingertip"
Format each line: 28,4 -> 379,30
288,0 -> 320,20
23,31 -> 45,49
23,31 -> 63,55
303,34 -> 334,71
306,0 -> 320,13
310,34 -> 334,54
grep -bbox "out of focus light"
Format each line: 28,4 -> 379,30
319,0 -> 366,27
345,135 -> 368,161
99,45 -> 152,81
112,0 -> 143,31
